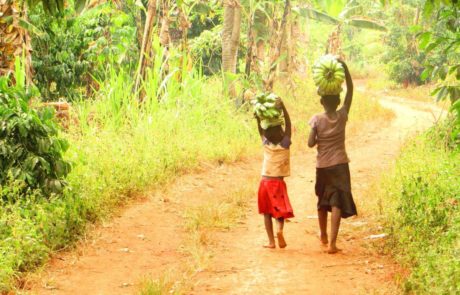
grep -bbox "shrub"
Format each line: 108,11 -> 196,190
29,3 -> 138,101
0,61 -> 71,198
379,122 -> 460,294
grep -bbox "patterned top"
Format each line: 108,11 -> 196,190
261,136 -> 291,177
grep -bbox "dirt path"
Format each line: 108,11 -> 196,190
28,91 -> 443,295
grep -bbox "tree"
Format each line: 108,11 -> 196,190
265,0 -> 290,90
222,0 -> 242,96
417,0 -> 460,141
0,0 -> 70,83
135,0 -> 157,97
300,0 -> 387,57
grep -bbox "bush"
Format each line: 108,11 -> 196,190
0,62 -> 71,198
379,122 -> 460,294
30,3 -> 138,101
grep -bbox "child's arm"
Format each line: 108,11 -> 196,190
339,59 -> 353,113
308,127 -> 317,148
280,100 -> 292,139
255,114 -> 264,139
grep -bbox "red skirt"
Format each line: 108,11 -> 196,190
258,179 -> 294,219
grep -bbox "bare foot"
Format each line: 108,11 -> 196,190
277,232 -> 287,249
327,246 -> 342,254
320,234 -> 328,245
263,244 -> 276,249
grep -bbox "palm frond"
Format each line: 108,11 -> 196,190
297,7 -> 339,25
347,18 -> 387,31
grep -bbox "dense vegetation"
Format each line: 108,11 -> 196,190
379,122 -> 459,293
0,0 -> 459,293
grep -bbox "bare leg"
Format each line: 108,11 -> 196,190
318,209 -> 328,245
328,206 -> 342,254
263,214 -> 276,248
276,218 -> 287,248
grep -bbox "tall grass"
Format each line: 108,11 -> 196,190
377,123 -> 460,294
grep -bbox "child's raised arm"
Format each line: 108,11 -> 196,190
339,60 -> 353,113
255,115 -> 264,139
280,101 -> 291,139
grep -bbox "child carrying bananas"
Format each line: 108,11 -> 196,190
253,94 -> 294,249
308,58 -> 357,254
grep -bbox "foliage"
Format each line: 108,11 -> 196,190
186,0 -> 222,39
381,3 -> 427,85
299,0 -> 387,32
418,2 -> 459,101
29,3 -> 138,101
190,25 -> 223,75
0,60 -> 71,198
415,1 -> 460,142
379,123 -> 460,294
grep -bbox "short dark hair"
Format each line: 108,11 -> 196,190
263,125 -> 284,144
321,95 -> 340,110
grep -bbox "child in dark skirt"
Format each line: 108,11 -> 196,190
308,59 -> 357,254
256,100 -> 294,249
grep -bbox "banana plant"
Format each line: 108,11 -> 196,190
297,0 -> 387,56
0,0 -> 85,82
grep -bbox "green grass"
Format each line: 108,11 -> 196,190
377,123 -> 460,294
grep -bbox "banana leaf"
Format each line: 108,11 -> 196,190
298,7 -> 339,25
346,18 -> 387,31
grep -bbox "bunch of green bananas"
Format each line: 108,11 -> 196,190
251,92 -> 284,130
312,55 -> 345,96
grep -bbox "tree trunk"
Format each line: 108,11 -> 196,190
222,0 -> 241,96
327,25 -> 343,59
159,0 -> 170,47
265,0 -> 290,91
289,17 -> 300,73
279,13 -> 291,73
134,0 -> 157,99
244,12 -> 254,77
0,0 -> 32,84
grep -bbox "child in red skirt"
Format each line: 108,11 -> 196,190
256,100 -> 294,249
308,59 -> 357,254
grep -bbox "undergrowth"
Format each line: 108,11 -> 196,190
377,121 -> 460,294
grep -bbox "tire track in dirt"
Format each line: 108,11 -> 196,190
27,91 -> 443,295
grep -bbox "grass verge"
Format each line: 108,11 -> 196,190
376,121 -> 460,294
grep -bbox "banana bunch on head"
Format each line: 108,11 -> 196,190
313,54 -> 345,96
251,92 -> 284,130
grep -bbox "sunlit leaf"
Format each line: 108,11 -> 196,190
297,7 -> 339,25
75,0 -> 87,14
347,19 -> 387,31
418,32 -> 432,49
